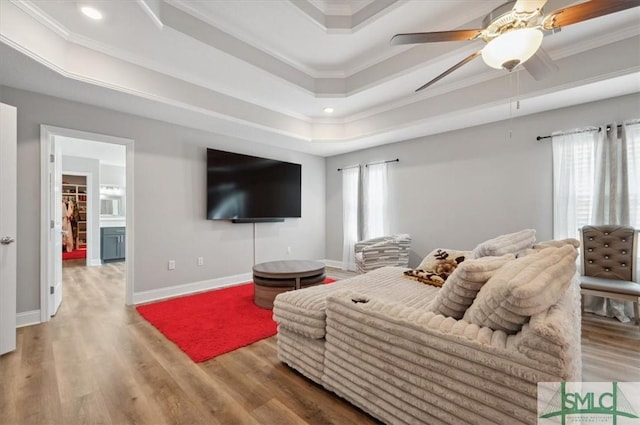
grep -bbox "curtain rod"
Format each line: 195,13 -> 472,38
337,158 -> 399,171
337,164 -> 359,172
365,158 -> 399,168
536,124 -> 624,141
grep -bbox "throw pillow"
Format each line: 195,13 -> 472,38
463,245 -> 578,334
403,269 -> 449,287
471,229 -> 536,258
518,238 -> 580,257
417,248 -> 471,271
427,253 -> 515,319
406,248 -> 471,287
532,238 -> 580,249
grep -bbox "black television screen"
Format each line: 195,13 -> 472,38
207,148 -> 301,221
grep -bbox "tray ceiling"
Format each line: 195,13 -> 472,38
0,0 -> 638,156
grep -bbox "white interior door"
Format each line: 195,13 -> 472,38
0,103 -> 17,355
50,138 -> 63,316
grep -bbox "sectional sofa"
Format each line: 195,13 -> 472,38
273,230 -> 582,425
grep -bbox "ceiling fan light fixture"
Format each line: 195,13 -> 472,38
481,28 -> 543,71
80,6 -> 103,20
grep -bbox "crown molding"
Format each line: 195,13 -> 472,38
291,0 -> 398,33
308,0 -> 374,16
167,0 -> 321,80
135,0 -> 164,30
12,0 -> 70,39
61,31 -> 315,123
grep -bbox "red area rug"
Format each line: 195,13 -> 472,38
136,278 -> 335,362
62,249 -> 86,260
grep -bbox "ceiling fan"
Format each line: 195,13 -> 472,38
391,0 -> 640,92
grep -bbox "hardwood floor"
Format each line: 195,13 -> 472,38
1,262 -> 638,425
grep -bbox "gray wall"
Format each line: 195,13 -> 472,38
326,93 -> 640,267
62,156 -> 100,265
1,86 -> 325,313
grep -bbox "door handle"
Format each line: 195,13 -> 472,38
1,236 -> 15,245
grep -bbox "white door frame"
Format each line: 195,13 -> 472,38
40,125 -> 134,322
51,137 -> 62,316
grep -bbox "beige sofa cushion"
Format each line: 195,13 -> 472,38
427,253 -> 515,319
471,229 -> 536,258
463,245 -> 578,333
532,238 -> 580,249
518,238 -> 580,257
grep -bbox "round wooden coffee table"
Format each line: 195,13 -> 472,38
252,260 -> 326,309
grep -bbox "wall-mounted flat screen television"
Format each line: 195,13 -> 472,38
207,148 -> 301,221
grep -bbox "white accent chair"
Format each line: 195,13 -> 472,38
354,234 -> 411,273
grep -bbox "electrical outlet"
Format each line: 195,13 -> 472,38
168,260 -> 175,270
197,257 -> 204,266
287,246 -> 292,256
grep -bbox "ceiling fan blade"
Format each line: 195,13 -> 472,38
543,0 -> 640,29
391,29 -> 481,45
416,51 -> 481,92
513,0 -> 548,14
523,47 -> 559,80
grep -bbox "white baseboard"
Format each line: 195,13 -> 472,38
16,310 -> 41,328
89,259 -> 102,267
323,259 -> 343,269
133,272 -> 253,305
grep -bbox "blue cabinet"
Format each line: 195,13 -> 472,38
101,227 -> 125,263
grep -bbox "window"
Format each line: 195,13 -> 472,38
552,120 -> 640,240
552,128 -> 599,240
340,161 -> 392,270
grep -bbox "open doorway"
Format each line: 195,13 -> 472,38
58,137 -> 127,268
40,126 -> 134,323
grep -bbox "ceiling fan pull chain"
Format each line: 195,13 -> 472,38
509,72 -> 514,139
516,69 -> 521,110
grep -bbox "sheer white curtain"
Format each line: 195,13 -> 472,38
552,120 -> 640,321
363,163 -> 389,240
552,128 -> 599,240
342,166 -> 360,271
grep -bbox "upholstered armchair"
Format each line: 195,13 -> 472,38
579,225 -> 640,327
354,234 -> 411,273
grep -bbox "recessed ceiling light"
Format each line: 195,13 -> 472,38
81,6 -> 103,20
323,107 -> 334,114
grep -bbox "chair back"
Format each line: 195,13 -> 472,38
581,225 -> 636,281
